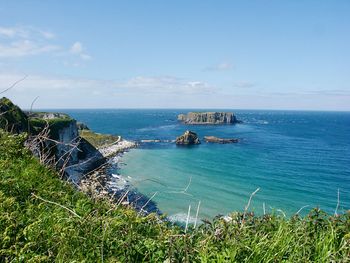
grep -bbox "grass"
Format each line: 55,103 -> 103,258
79,129 -> 120,148
29,117 -> 74,140
0,97 -> 30,133
0,129 -> 349,262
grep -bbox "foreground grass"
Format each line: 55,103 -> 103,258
0,130 -> 349,262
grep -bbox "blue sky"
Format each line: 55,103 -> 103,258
0,0 -> 349,110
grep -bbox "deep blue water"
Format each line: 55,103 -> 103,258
61,109 -> 350,221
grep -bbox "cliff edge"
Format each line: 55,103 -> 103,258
0,97 -> 105,182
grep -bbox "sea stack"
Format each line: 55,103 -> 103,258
178,112 -> 239,125
175,130 -> 201,145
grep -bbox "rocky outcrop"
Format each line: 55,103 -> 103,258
0,98 -> 105,183
28,112 -> 70,120
178,112 -> 239,125
77,122 -> 90,130
175,130 -> 200,145
42,118 -> 105,183
204,136 -> 239,144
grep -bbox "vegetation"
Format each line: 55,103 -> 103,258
79,129 -> 120,148
0,97 -> 31,133
29,117 -> 74,140
0,96 -> 74,140
0,129 -> 349,262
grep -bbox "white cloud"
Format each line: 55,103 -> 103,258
0,26 -> 90,61
0,26 -> 55,39
70,42 -> 83,54
0,27 -> 18,38
119,76 -> 215,94
205,62 -> 233,71
69,41 -> 92,60
39,30 -> 55,39
0,40 -> 60,57
1,72 -> 349,110
0,73 -> 215,97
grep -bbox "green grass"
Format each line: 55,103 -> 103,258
29,117 -> 74,140
79,129 -> 120,148
0,97 -> 30,133
0,129 -> 349,262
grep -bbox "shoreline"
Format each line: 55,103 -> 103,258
81,138 -> 161,215
98,138 -> 138,158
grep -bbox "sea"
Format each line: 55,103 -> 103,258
62,109 -> 350,222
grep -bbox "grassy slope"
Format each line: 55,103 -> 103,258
0,97 -> 31,133
0,130 -> 349,262
79,129 -> 120,148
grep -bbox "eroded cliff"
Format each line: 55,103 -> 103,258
178,112 -> 239,124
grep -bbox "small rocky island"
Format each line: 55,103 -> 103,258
178,112 -> 239,125
175,130 -> 200,145
204,136 -> 239,144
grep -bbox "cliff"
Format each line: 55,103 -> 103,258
178,112 -> 239,124
0,97 -> 105,182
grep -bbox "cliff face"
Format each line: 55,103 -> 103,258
0,97 -> 105,183
178,112 -> 238,124
36,117 -> 105,183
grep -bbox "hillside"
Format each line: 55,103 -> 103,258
0,97 -> 31,133
0,130 -> 349,262
0,97 -> 107,185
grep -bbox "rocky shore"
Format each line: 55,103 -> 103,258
98,138 -> 137,157
84,136 -> 159,214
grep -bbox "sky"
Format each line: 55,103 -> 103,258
0,0 -> 349,110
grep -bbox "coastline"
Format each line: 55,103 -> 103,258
81,138 -> 161,215
98,137 -> 137,158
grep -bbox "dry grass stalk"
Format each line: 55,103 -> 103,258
241,187 -> 260,228
185,204 -> 191,233
334,188 -> 340,216
138,191 -> 158,216
31,193 -> 81,219
193,200 -> 201,229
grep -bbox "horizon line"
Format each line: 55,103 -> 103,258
25,107 -> 350,113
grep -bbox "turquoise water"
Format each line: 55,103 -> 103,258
63,109 -> 350,221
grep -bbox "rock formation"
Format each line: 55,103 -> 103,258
175,130 -> 200,145
28,112 -> 70,120
52,119 -> 105,182
204,136 -> 239,144
77,122 -> 90,130
178,112 -> 239,124
1,97 -> 105,183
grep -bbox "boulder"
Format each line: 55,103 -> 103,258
175,130 -> 200,145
